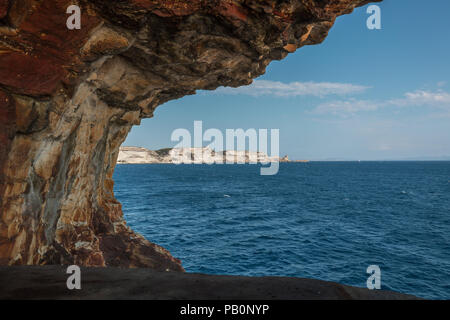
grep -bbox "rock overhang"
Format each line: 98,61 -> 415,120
0,0 -> 381,268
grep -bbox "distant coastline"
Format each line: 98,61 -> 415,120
117,146 -> 309,164
116,147 -> 450,164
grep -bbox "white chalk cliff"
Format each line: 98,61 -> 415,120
117,146 -> 285,164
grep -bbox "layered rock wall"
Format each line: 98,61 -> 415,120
0,0 -> 380,268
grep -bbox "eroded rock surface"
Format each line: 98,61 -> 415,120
0,0 -> 380,268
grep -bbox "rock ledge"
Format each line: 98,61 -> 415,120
0,266 -> 419,300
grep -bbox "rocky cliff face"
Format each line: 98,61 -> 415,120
0,0 -> 379,269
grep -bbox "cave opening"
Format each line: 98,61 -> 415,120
0,0 -> 380,276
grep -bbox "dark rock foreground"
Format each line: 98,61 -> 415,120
0,266 -> 418,300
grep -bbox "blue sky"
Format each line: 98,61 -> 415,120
124,0 -> 450,160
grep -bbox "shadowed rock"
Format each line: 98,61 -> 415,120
0,266 -> 418,300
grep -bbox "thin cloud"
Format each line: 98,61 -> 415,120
314,99 -> 380,115
388,90 -> 450,108
211,80 -> 369,97
312,90 -> 450,115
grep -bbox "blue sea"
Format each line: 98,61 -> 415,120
113,162 -> 450,299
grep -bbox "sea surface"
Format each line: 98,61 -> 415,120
113,162 -> 450,299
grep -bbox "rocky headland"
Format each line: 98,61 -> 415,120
117,146 -> 292,164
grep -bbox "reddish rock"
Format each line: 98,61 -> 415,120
0,89 -> 15,194
0,0 -> 101,95
0,0 -> 8,19
215,1 -> 248,25
132,0 -> 202,16
0,53 -> 65,96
